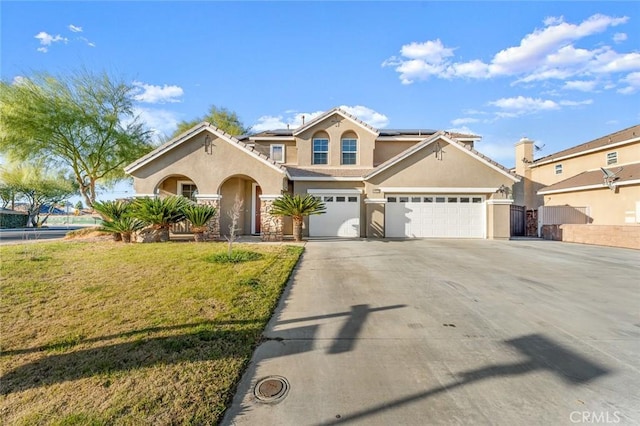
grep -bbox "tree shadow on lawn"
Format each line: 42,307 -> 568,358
1,321 -> 264,395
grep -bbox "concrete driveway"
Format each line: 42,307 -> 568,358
223,239 -> 640,425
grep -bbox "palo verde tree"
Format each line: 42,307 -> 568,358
0,161 -> 77,227
0,71 -> 153,208
172,105 -> 250,137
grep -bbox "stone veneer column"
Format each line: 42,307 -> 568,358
196,194 -> 221,240
259,195 -> 283,242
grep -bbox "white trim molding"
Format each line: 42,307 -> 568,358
379,187 -> 501,194
307,189 -> 363,194
486,199 -> 514,205
195,194 -> 222,201
364,198 -> 387,204
259,194 -> 282,201
291,176 -> 364,181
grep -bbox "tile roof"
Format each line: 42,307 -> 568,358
538,162 -> 640,193
533,124 -> 640,165
292,107 -> 379,136
124,122 -> 287,174
286,167 -> 373,178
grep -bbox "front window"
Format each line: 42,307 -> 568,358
607,151 -> 618,165
179,182 -> 198,200
270,144 -> 285,163
341,138 -> 357,165
313,138 -> 329,164
555,164 -> 563,175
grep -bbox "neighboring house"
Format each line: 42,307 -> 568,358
124,107 -> 519,241
514,124 -> 640,225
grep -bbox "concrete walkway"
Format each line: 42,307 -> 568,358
223,239 -> 640,425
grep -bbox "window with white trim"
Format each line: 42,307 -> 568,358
178,181 -> 198,200
313,138 -> 329,164
607,151 -> 618,165
270,144 -> 285,163
341,138 -> 357,165
555,164 -> 563,175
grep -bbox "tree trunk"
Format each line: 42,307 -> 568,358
293,217 -> 303,242
113,233 -> 122,242
121,232 -> 131,243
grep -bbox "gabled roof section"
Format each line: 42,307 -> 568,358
538,162 -> 640,195
124,122 -> 287,175
365,132 -> 519,182
292,107 -> 379,137
532,124 -> 640,166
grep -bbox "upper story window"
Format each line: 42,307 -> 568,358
555,164 -> 563,175
270,144 -> 285,163
607,151 -> 618,165
313,138 -> 329,165
341,138 -> 357,165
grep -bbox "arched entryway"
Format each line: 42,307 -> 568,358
154,174 -> 199,200
218,175 -> 262,236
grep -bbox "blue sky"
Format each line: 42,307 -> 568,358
2,1 -> 639,201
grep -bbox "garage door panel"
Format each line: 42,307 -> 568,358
386,194 -> 484,238
309,194 -> 360,237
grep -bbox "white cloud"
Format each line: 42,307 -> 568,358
132,81 -> 184,103
558,99 -> 593,107
339,105 -> 389,128
451,117 -> 480,126
617,71 -> 640,94
563,80 -> 597,92
252,105 -> 389,132
489,96 -> 559,114
384,14 -> 636,88
68,24 -> 83,33
34,31 -> 67,52
613,32 -> 627,43
12,76 -> 27,85
133,107 -> 180,140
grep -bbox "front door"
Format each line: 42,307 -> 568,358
254,185 -> 262,234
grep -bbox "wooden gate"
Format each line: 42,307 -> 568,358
510,205 -> 525,237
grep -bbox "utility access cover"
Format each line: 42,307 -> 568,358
253,376 -> 290,404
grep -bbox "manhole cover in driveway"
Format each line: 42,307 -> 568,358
254,376 -> 290,404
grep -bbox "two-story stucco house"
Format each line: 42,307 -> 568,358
514,124 -> 640,225
124,107 -> 519,241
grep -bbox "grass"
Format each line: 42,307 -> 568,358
0,241 -> 303,425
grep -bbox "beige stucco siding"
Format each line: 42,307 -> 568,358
129,131 -> 286,196
543,185 -> 640,225
366,140 -> 514,196
531,142 -> 638,186
295,114 -> 377,167
373,141 -> 418,166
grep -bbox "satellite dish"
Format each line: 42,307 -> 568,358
601,167 -> 623,190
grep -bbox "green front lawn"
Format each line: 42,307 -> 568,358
0,241 -> 303,425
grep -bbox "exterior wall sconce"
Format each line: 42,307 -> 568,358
204,135 -> 212,154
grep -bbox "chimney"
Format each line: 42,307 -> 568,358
515,136 -> 534,177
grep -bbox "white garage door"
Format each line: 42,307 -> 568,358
386,195 -> 485,238
309,193 -> 360,237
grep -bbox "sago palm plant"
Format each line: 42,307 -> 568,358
100,216 -> 145,243
182,203 -> 217,242
93,200 -> 131,241
269,194 -> 326,242
130,196 -> 190,242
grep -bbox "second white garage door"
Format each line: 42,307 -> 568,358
386,195 -> 485,238
309,193 -> 360,237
